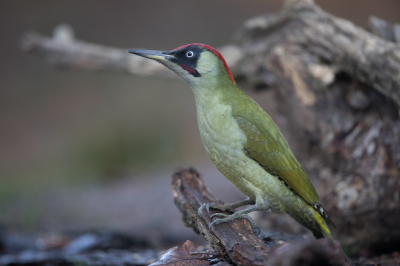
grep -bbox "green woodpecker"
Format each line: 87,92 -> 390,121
128,43 -> 336,242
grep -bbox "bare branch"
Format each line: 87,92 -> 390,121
19,5 -> 400,106
171,167 -> 269,265
19,24 -> 174,78
19,24 -> 244,81
171,168 -> 346,266
232,4 -> 400,107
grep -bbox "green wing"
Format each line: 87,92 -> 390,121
232,97 -> 320,206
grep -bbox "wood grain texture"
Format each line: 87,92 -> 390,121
171,167 -> 346,266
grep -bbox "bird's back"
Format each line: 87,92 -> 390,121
230,94 -> 320,205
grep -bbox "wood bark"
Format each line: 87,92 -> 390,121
20,0 -> 400,254
171,167 -> 346,266
228,0 -> 400,251
171,167 -> 270,265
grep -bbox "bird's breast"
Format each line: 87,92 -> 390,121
196,100 -> 246,163
193,94 -> 295,213
195,97 -> 262,197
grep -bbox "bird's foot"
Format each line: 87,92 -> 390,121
209,212 -> 260,236
205,202 -> 235,213
202,198 -> 255,214
198,200 -> 260,235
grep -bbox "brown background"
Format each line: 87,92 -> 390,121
0,0 -> 399,245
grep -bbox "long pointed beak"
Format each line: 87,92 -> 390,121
128,49 -> 172,61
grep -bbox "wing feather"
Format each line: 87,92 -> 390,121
232,98 -> 320,206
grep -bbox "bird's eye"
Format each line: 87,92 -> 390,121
186,51 -> 194,58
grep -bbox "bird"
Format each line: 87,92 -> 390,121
128,43 -> 350,262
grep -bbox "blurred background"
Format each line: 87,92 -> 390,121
1,0 -> 400,247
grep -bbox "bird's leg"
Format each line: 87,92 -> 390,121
209,205 -> 261,235
203,198 -> 255,213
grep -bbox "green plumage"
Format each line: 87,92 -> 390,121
128,43 -> 336,240
231,96 -> 320,206
128,44 -> 353,264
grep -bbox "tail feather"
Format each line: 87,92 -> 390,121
312,206 -> 332,238
313,202 -> 336,229
312,207 -> 353,266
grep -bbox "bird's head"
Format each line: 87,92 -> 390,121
129,43 -> 235,88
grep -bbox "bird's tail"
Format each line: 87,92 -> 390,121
312,208 -> 353,266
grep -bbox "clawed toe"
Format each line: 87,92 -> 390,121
200,202 -> 261,236
206,203 -> 214,213
210,213 -> 228,219
206,202 -> 232,213
198,203 -> 207,217
209,217 -> 229,231
209,212 -> 261,235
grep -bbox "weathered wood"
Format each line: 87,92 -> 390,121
19,4 -> 400,107
19,25 -> 242,81
231,0 -> 400,108
368,16 -> 400,43
172,167 -> 270,265
171,168 -> 347,266
19,25 -> 175,78
228,0 -> 400,250
19,0 -> 400,255
149,240 -> 227,266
